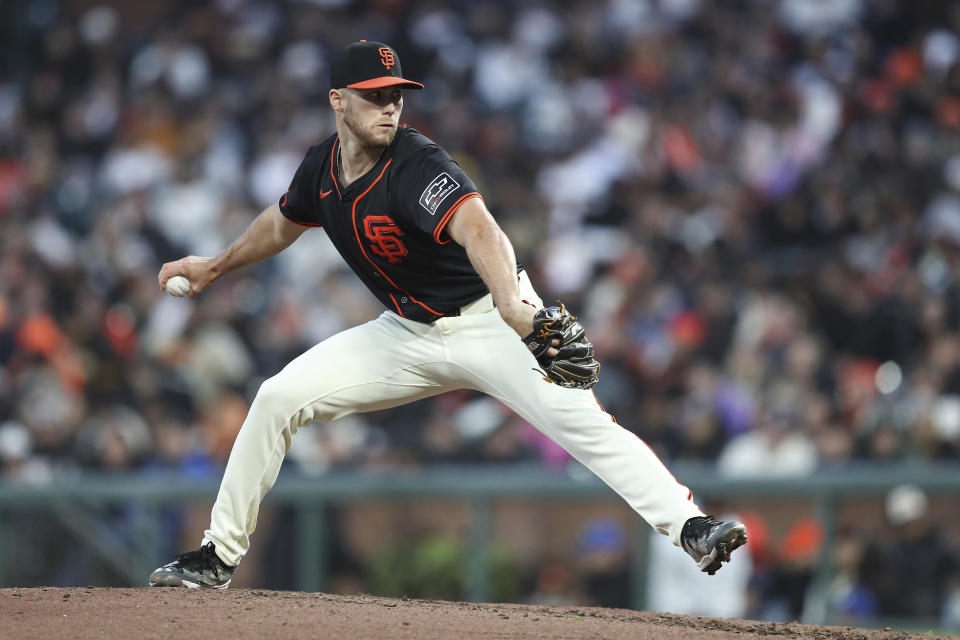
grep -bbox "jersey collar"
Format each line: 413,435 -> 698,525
329,131 -> 403,200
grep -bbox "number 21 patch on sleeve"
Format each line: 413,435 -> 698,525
419,172 -> 460,215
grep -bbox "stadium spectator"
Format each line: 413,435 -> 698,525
862,485 -> 959,620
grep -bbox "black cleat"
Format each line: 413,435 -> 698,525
148,542 -> 236,589
680,516 -> 748,575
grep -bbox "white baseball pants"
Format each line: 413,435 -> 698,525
203,272 -> 703,566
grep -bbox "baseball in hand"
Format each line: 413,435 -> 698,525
165,275 -> 192,297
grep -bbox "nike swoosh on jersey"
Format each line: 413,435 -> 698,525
320,189 -> 333,199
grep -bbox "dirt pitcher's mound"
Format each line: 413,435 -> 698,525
0,588 -> 948,640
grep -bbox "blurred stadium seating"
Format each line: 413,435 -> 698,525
1,0 -> 959,630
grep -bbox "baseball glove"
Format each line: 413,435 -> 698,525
522,303 -> 600,390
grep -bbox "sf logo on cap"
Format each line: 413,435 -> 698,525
378,47 -> 395,70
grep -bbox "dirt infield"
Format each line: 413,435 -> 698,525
0,588 -> 950,640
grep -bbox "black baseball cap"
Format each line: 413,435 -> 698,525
330,40 -> 424,91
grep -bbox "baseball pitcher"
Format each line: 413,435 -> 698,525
149,41 -> 746,590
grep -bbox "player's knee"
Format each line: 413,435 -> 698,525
252,374 -> 336,428
252,375 -> 300,416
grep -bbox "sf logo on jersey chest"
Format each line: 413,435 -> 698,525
363,215 -> 407,264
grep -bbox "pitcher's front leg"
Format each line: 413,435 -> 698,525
203,315 -> 452,566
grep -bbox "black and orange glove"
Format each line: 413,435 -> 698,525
522,303 -> 600,390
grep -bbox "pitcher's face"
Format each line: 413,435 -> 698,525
342,87 -> 404,148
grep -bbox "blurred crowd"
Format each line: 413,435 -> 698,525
643,486 -> 960,629
2,0 -> 960,624
5,0 -> 960,481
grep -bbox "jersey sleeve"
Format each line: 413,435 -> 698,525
393,147 -> 482,244
278,146 -> 324,227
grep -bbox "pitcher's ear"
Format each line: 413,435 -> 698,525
330,88 -> 346,112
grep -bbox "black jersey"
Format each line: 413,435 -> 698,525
279,125 -> 491,323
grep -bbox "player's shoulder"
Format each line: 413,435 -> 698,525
391,125 -> 445,163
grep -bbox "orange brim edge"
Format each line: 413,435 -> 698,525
347,77 -> 425,89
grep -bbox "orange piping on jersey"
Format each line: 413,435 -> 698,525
433,192 -> 482,244
351,159 -> 443,317
329,137 -> 342,199
388,292 -> 406,317
417,300 -> 444,315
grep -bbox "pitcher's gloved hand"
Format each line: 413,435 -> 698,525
521,303 -> 600,390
